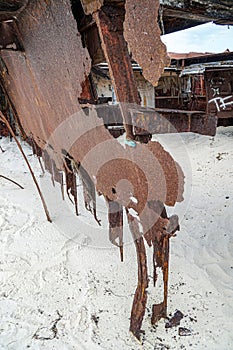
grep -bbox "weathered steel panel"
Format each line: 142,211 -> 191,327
1,0 -> 91,167
124,0 -> 169,86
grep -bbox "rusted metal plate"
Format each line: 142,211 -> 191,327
124,0 -> 170,86
96,139 -> 184,212
1,0 -> 91,167
107,199 -> 123,261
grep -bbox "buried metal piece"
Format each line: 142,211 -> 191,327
165,310 -> 184,329
178,327 -> 192,336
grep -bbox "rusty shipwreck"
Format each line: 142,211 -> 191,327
0,0 -> 233,340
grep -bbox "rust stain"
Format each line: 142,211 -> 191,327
124,0 -> 170,86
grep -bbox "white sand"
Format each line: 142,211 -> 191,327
0,127 -> 232,350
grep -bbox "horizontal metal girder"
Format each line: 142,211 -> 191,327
92,104 -> 217,136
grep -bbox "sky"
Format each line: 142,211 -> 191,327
161,22 -> 233,53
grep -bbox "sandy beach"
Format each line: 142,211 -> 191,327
0,126 -> 232,350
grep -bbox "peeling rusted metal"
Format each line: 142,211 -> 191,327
127,210 -> 148,340
145,200 -> 180,325
63,155 -> 78,216
107,200 -> 124,261
0,0 -> 91,156
124,0 -> 170,87
78,162 -> 101,226
96,140 -> 184,212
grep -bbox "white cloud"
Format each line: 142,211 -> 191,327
162,23 -> 233,53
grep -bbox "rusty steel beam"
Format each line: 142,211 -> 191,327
127,211 -> 149,340
132,108 -> 217,137
93,104 -> 217,136
94,5 -> 141,141
160,0 -> 233,25
159,1 -> 233,33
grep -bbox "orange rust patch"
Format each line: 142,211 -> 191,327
124,0 -> 170,86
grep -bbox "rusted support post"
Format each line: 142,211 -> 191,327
0,174 -> 24,189
151,230 -> 170,324
93,5 -> 141,141
63,157 -> 78,216
147,200 -> 179,325
0,111 -> 52,223
127,210 -> 148,340
79,164 -> 101,226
